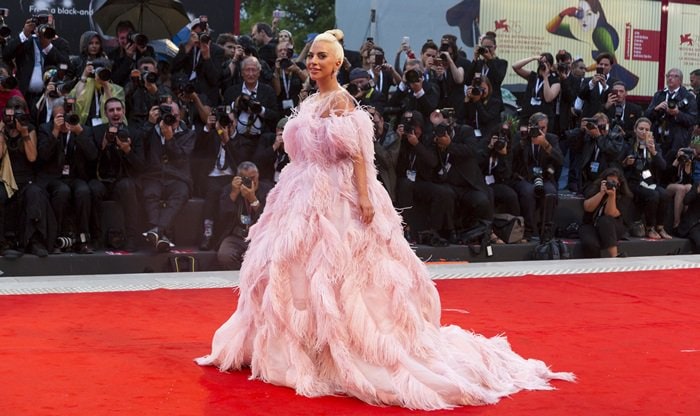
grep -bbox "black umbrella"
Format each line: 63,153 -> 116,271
91,0 -> 190,40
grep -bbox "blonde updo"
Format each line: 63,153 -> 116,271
312,29 -> 345,63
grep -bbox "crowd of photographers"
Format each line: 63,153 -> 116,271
0,9 -> 699,263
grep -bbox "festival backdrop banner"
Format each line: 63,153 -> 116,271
666,1 -> 700,90
478,0 -> 662,96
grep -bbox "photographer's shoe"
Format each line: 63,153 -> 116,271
124,237 -> 138,253
143,228 -> 159,247
77,243 -> 94,254
28,241 -> 48,258
156,235 -> 174,253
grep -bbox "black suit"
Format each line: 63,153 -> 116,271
172,43 -> 225,105
604,101 -> 642,139
2,34 -> 70,101
644,87 -> 698,158
387,82 -> 439,120
466,57 -> 508,103
578,75 -> 619,118
678,182 -> 700,253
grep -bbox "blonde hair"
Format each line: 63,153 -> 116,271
312,29 -> 345,63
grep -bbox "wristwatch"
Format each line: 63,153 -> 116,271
250,200 -> 260,207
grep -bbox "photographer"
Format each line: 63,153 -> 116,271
107,20 -> 156,86
512,53 -> 561,129
0,63 -> 24,115
394,111 -> 449,245
0,96 -> 55,257
466,33 -> 508,104
223,56 -> 279,163
368,107 -> 400,202
603,81 -> 642,139
73,58 -> 125,127
172,17 -> 225,106
677,180 -> 700,253
430,109 -> 494,238
195,105 -> 240,251
346,68 -> 383,109
253,117 -> 290,189
125,57 -> 172,129
140,101 -> 196,252
386,60 -> 439,120
464,75 -> 502,140
70,31 -> 108,85
2,10 -> 70,110
367,46 -> 400,103
578,53 -> 618,118
216,161 -> 264,270
511,113 -> 564,241
34,66 -> 71,126
432,39 -> 466,120
480,125 -> 520,217
665,147 -> 695,232
576,112 -> 625,192
88,98 -> 143,252
271,41 -> 307,116
644,68 -> 698,159
580,167 -> 633,258
36,98 -> 97,253
621,117 -> 671,239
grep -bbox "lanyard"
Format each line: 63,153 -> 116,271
94,89 -> 101,117
281,70 -> 292,99
534,77 -> 544,97
488,156 -> 497,174
63,132 -> 71,155
408,153 -> 417,170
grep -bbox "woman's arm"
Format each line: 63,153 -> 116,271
512,56 -> 538,80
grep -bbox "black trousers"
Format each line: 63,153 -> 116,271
217,234 -> 248,270
0,183 -> 54,247
512,178 -> 558,237
490,183 -> 520,215
141,178 -> 190,235
579,215 -> 626,258
631,184 -> 669,228
89,178 -> 140,240
446,185 -> 493,228
38,177 -> 91,236
396,178 -> 454,233
203,175 -> 234,222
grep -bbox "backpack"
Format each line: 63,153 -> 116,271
532,239 -> 570,260
492,214 -> 525,244
456,220 -> 494,257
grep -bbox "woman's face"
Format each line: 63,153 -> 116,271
278,32 -> 291,43
577,1 -> 599,32
635,121 -> 651,140
306,40 -> 339,82
87,36 -> 101,56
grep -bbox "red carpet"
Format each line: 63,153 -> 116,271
2,270 -> 700,415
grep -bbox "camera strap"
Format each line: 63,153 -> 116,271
281,70 -> 292,99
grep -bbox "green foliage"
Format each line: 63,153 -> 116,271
241,0 -> 335,50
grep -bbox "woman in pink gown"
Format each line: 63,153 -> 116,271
196,30 -> 574,410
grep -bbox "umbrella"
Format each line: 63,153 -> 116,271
91,0 -> 190,40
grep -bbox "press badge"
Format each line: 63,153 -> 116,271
485,175 -> 495,185
642,170 -> 652,180
589,161 -> 600,173
240,215 -> 252,225
530,97 -> 542,106
406,170 -> 416,182
62,164 -> 70,176
282,99 -> 294,109
474,129 -> 482,137
91,117 -> 103,127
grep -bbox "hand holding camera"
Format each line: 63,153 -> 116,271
398,124 -> 418,146
601,179 -> 618,195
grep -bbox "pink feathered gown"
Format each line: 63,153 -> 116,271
196,90 -> 574,410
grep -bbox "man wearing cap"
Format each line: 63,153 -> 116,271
347,67 -> 383,108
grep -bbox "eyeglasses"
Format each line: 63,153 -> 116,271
666,74 -> 680,78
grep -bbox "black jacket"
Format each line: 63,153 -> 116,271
140,122 -> 196,187
2,34 -> 70,95
36,123 -> 97,181
92,123 -> 145,181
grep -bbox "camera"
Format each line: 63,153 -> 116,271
158,104 -> 177,126
88,59 -> 111,81
678,148 -> 694,163
529,125 -> 541,138
493,127 -> 510,152
605,180 -> 618,190
241,176 -> 253,188
596,67 -> 604,75
0,74 -> 18,90
533,176 -> 545,198
374,54 -> 385,66
435,107 -> 455,121
214,105 -> 232,127
55,236 -> 75,250
236,94 -> 262,114
142,71 -> 157,84
198,32 -> 211,44
582,117 -> 597,130
470,77 -> 483,96
0,8 -> 10,38
127,31 -> 148,48
556,62 -> 569,72
476,46 -> 488,55
433,123 -> 450,138
405,69 -> 421,84
37,24 -> 56,39
400,115 -> 415,138
279,58 -> 293,70
667,98 -> 689,111
63,98 -> 80,125
105,125 -> 130,143
3,108 -> 30,126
